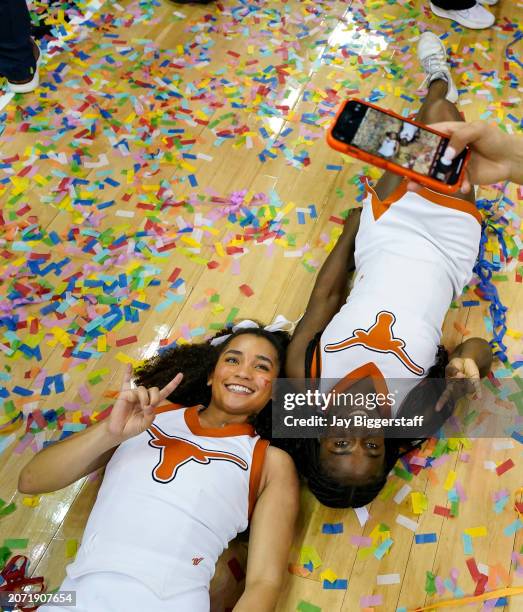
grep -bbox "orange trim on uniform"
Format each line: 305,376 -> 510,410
330,362 -> 392,418
413,183 -> 482,224
248,438 -> 270,519
364,178 -> 407,221
184,405 -> 256,438
364,178 -> 482,224
310,343 -> 322,378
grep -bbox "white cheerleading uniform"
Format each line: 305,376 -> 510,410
311,180 -> 482,414
42,405 -> 268,612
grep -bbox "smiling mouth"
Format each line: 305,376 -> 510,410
225,383 -> 254,395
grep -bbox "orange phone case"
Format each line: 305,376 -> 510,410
326,98 -> 470,195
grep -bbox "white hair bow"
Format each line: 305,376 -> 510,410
209,314 -> 295,347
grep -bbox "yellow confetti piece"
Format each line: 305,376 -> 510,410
97,335 -> 107,353
214,242 -> 225,257
22,496 -> 40,508
299,545 -> 322,569
320,569 -> 338,583
66,539 -> 78,558
181,236 -> 201,249
444,470 -> 457,491
115,353 -> 141,368
411,492 -> 428,515
464,526 -> 487,537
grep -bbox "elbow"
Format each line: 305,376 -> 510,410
18,466 -> 40,495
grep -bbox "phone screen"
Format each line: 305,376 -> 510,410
332,101 -> 466,185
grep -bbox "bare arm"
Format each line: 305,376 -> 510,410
286,208 -> 361,378
450,337 -> 492,378
18,366 -> 183,495
233,447 -> 299,612
18,420 -> 120,494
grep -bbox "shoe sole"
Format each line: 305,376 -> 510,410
7,42 -> 42,94
430,3 -> 495,29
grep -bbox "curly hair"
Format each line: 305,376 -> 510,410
133,324 -> 290,435
273,345 -> 451,508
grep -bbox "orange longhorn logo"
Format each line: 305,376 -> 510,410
147,424 -> 249,483
324,310 -> 424,376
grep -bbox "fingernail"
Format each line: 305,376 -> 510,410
443,145 -> 456,162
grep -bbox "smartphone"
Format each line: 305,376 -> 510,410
327,99 -> 470,194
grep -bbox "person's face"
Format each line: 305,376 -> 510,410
208,334 -> 279,417
319,434 -> 385,486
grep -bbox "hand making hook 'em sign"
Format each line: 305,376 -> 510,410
107,364 -> 183,443
435,356 -> 482,413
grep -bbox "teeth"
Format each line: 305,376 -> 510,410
226,384 -> 253,394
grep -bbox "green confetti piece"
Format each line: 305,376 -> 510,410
297,602 -> 321,612
450,501 -> 459,517
226,307 -> 240,324
425,571 -> 436,596
3,539 -> 28,549
0,502 -> 16,518
393,467 -> 413,481
0,546 -> 12,566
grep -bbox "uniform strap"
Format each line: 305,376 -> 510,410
248,439 -> 270,520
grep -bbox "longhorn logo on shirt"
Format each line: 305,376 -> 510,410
324,310 -> 425,376
147,423 -> 249,483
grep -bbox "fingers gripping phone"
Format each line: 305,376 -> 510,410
327,99 -> 470,194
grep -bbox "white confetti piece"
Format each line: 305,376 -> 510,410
377,574 -> 401,585
396,514 -> 418,532
394,484 -> 411,504
493,440 -> 514,450
354,506 -> 369,527
115,210 -> 135,218
484,461 -> 497,471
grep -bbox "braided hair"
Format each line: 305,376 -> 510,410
133,324 -> 290,435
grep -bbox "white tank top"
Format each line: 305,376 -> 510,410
66,405 -> 268,598
317,181 -> 481,414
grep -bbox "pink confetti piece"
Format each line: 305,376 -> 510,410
351,536 -> 372,546
360,595 -> 383,607
78,384 -> 92,403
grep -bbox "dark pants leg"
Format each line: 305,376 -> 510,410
374,80 -> 475,205
431,0 -> 476,9
0,0 -> 35,81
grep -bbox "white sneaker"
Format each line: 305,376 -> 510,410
7,41 -> 42,94
417,32 -> 458,103
430,2 -> 495,29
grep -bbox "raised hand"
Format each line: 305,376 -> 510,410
107,364 -> 183,443
435,356 -> 481,413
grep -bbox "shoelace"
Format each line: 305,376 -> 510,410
420,53 -> 449,88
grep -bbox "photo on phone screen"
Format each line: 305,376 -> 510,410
332,102 -> 466,185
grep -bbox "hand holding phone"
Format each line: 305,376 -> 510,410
327,99 -> 470,194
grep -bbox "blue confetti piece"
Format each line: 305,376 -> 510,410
323,579 -> 347,590
511,431 -> 523,445
326,164 -> 342,171
415,533 -> 437,544
322,523 -> 343,534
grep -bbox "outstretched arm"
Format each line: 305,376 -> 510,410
233,447 -> 299,612
18,367 -> 182,494
286,208 -> 361,378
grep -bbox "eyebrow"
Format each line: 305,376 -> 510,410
224,349 -> 274,367
329,449 -> 383,458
